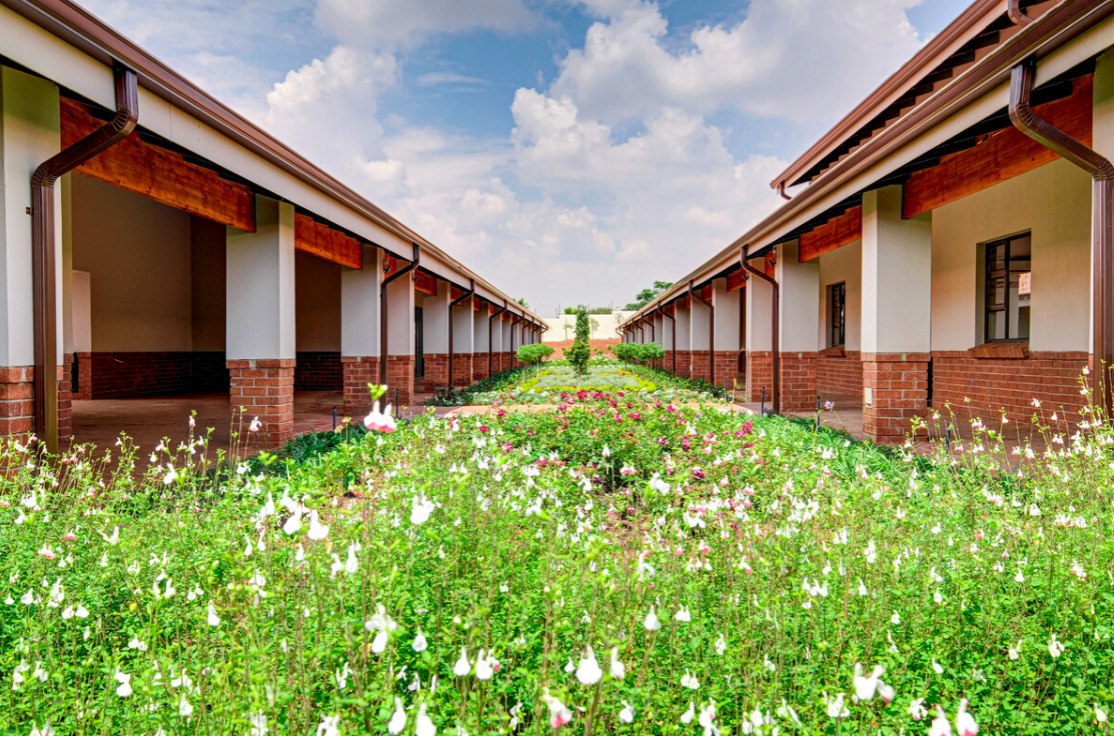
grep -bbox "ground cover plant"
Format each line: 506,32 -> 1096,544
2,389 -> 1114,735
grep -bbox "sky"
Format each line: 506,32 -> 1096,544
76,0 -> 972,316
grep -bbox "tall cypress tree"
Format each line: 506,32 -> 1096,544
566,306 -> 591,380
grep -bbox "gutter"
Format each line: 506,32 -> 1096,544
688,281 -> 715,386
33,63 -> 137,454
1009,57 -> 1114,415
488,299 -> 508,375
380,243 -> 420,392
447,278 -> 474,390
621,0 -> 1114,332
1008,0 -> 1034,25
742,247 -> 780,415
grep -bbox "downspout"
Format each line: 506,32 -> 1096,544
689,281 -> 715,386
380,243 -> 420,389
776,181 -> 792,201
1007,0 -> 1033,25
489,299 -> 508,375
1010,58 -> 1114,415
742,246 -> 780,414
33,64 -> 138,454
447,278 -> 474,389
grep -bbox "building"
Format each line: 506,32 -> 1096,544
0,0 -> 545,451
621,0 -> 1114,443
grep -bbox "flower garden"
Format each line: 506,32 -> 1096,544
2,363 -> 1114,735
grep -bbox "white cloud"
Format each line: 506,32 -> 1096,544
553,0 -> 927,124
315,0 -> 534,48
415,72 -> 491,87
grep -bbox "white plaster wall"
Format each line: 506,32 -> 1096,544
424,281 -> 451,354
690,298 -> 711,350
746,273 -> 773,352
295,251 -> 341,352
778,241 -> 820,353
675,305 -> 692,350
71,270 -> 91,353
70,174 -> 193,352
473,308 -> 489,352
341,245 -> 382,358
931,159 -> 1091,352
226,196 -> 295,360
385,276 -> 414,356
817,240 -> 862,350
543,311 -> 633,341
712,280 -> 741,351
451,297 -> 474,353
0,66 -> 61,366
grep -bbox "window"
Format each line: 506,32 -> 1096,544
829,282 -> 846,347
984,234 -> 1031,342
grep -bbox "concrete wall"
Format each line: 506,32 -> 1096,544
71,174 -> 193,351
930,159 -> 1091,352
294,250 -> 341,352
544,311 -> 634,342
818,239 -> 862,351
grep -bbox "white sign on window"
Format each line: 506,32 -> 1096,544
1019,272 -> 1031,296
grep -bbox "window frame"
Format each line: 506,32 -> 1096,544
828,281 -> 846,348
983,233 -> 1032,344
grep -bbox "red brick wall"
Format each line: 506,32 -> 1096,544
862,353 -> 929,443
473,355 -> 489,383
341,356 -> 380,413
74,352 -> 92,400
0,366 -> 34,438
294,352 -> 342,391
450,354 -> 472,388
190,353 -> 231,392
386,355 -> 415,408
227,359 -> 295,448
89,352 -> 193,398
931,350 -> 1088,423
817,351 -> 863,397
714,351 -> 739,390
747,351 -> 773,404
424,353 -> 449,391
780,352 -> 818,412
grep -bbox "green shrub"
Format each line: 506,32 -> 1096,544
515,343 -> 554,365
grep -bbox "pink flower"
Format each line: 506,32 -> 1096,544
620,466 -> 636,475
37,545 -> 56,560
363,402 -> 397,434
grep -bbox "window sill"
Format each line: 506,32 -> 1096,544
819,346 -> 846,358
968,342 -> 1030,360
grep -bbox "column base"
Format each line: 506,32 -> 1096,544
228,359 -> 295,448
58,357 -> 72,443
690,351 -> 711,382
74,352 -> 92,400
779,351 -> 818,412
386,355 -> 415,408
675,350 -> 692,378
862,353 -> 929,443
746,351 -> 773,403
423,354 -> 449,393
450,354 -> 472,388
0,366 -> 34,439
342,356 -> 381,414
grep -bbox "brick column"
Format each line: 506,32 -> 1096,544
228,359 -> 295,446
862,353 -> 929,441
776,241 -> 819,412
690,351 -> 711,381
713,351 -> 738,390
675,350 -> 692,378
861,185 -> 932,443
226,196 -> 296,449
342,356 -> 380,413
452,354 -> 472,387
0,367 -> 34,438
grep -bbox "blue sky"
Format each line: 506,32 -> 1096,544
77,0 -> 971,314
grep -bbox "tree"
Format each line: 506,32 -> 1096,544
566,307 -> 592,381
516,297 -> 530,310
623,281 -> 673,310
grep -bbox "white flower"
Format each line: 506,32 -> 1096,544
674,605 -> 692,622
100,527 -> 119,546
777,699 -> 802,727
316,716 -> 341,736
453,647 -> 471,677
32,661 -> 47,682
413,629 -> 428,652
388,698 -> 407,735
179,693 -> 194,717
619,701 -> 635,723
680,669 -> 700,690
344,544 -> 359,575
932,657 -> 944,674
541,688 -> 572,729
283,507 -> 303,536
643,606 -> 661,631
363,401 -> 397,433
955,699 -> 979,736
475,650 -> 494,681
415,703 -> 436,736
891,611 -> 901,625
824,692 -> 849,718
411,495 -> 436,525
1095,703 -> 1108,723
929,706 -> 953,736
306,511 -> 329,541
207,602 -> 221,627
114,669 -> 132,697
575,645 -> 602,685
681,701 -> 695,725
714,634 -> 727,656
609,647 -> 625,680
1009,639 -> 1022,660
1048,634 -> 1064,658
934,589 -> 944,604
908,698 -> 928,721
699,700 -> 720,736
